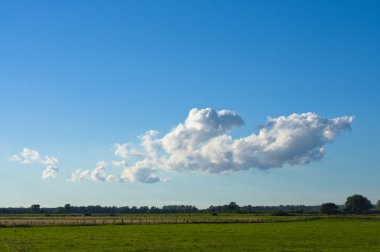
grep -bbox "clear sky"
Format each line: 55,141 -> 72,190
1,0 -> 379,208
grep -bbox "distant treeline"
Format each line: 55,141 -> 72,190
0,202 -> 321,215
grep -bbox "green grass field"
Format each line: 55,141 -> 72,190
1,218 -> 380,251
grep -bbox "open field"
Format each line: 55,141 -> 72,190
1,217 -> 380,251
1,213 -> 379,227
0,213 -> 322,227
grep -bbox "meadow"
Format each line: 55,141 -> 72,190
0,215 -> 380,251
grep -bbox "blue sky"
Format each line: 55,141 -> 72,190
0,0 -> 379,208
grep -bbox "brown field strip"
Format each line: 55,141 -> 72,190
0,216 -> 320,227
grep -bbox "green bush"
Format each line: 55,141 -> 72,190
320,203 -> 341,215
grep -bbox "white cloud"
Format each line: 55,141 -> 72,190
68,161 -> 121,183
41,156 -> 59,166
68,169 -> 91,182
90,161 -> 107,182
106,174 -> 122,183
113,108 -> 353,183
68,108 -> 354,184
10,148 -> 59,179
41,166 -> 59,179
112,160 -> 129,168
121,160 -> 161,184
161,108 -> 244,154
122,166 -> 160,184
9,148 -> 40,164
9,154 -> 22,162
114,143 -> 144,159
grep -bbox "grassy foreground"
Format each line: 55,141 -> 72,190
0,218 -> 380,251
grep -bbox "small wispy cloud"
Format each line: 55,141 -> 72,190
114,143 -> 144,159
41,166 -> 59,179
10,148 -> 59,179
68,161 -> 121,183
69,108 -> 354,184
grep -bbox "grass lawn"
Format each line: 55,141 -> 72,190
0,218 -> 380,251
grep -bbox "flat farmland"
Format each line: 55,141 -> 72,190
0,214 -> 319,227
1,217 -> 380,251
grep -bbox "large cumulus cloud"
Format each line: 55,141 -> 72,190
108,108 -> 353,183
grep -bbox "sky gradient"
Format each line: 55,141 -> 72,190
1,0 -> 379,208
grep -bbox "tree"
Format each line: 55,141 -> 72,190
344,194 -> 372,214
227,202 -> 240,213
320,202 -> 340,214
377,200 -> 380,211
30,204 -> 40,213
64,204 -> 71,214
